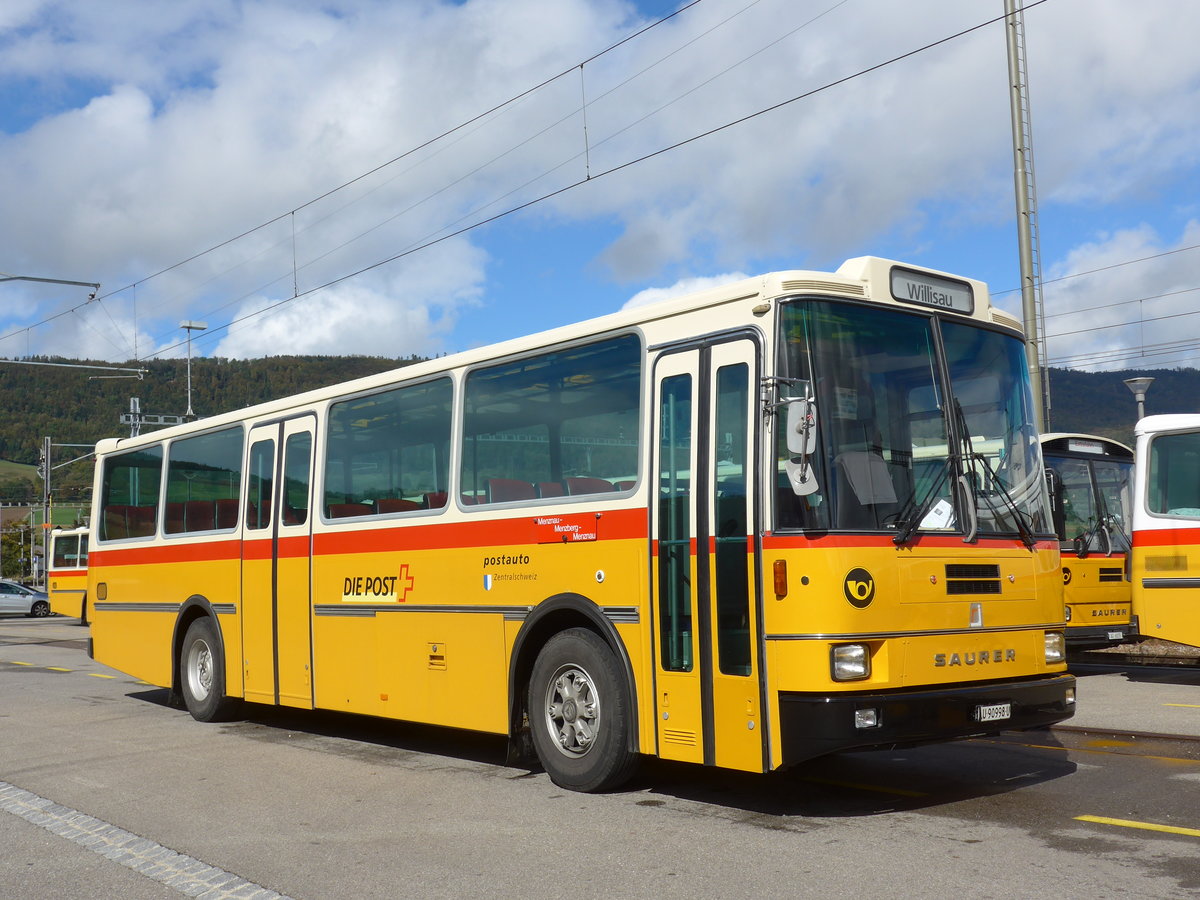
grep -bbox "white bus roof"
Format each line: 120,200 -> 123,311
1135,414 -> 1200,437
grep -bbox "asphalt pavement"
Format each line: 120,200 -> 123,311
1064,650 -> 1200,738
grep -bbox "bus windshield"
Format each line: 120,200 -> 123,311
776,300 -> 1050,538
1046,454 -> 1133,553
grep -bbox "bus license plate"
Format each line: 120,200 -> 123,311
975,702 -> 1011,723
1108,631 -> 1124,641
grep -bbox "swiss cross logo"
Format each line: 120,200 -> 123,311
397,564 -> 415,602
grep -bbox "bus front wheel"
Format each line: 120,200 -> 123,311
180,618 -> 240,722
528,628 -> 637,793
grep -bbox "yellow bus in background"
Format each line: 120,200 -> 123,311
1130,414 -> 1200,648
87,257 -> 1075,792
48,526 -> 89,623
1041,434 -> 1136,649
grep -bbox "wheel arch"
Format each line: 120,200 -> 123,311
507,592 -> 639,759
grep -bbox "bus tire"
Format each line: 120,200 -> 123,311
79,598 -> 89,626
180,617 -> 240,722
528,628 -> 637,793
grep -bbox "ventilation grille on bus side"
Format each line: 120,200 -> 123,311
779,279 -> 866,296
661,729 -> 698,747
945,564 -> 1002,595
1099,567 -> 1125,583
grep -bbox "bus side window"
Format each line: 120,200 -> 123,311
99,446 -> 163,541
164,428 -> 243,534
461,335 -> 641,505
324,378 -> 452,519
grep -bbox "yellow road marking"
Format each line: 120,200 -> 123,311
802,775 -> 927,798
47,666 -> 72,672
88,673 -> 116,679
10,661 -> 33,666
1165,703 -> 1200,709
1077,815 -> 1200,838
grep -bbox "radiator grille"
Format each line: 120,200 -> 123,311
947,580 -> 1002,595
1099,567 -> 1124,583
946,564 -> 1000,579
945,564 -> 1001,595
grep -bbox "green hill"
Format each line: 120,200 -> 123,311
1,354 -> 1196,503
0,355 -> 419,501
1043,367 -> 1200,447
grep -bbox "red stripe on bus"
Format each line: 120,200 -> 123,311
761,533 -> 1055,551
87,507 -> 649,567
90,539 -> 243,567
1133,527 -> 1200,548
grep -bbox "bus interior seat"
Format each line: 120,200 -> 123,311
375,498 -> 421,513
486,478 -> 536,503
564,477 -> 614,495
283,505 -> 307,525
104,506 -> 131,540
127,505 -> 156,537
328,502 -> 372,518
184,500 -> 216,532
834,450 -> 897,528
537,482 -> 564,498
215,498 -> 240,528
165,502 -> 185,534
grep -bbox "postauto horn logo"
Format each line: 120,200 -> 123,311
843,568 -> 875,608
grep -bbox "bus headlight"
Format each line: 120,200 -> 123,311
1044,631 -> 1066,664
831,644 -> 870,681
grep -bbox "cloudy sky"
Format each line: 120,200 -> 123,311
1,0 -> 1198,380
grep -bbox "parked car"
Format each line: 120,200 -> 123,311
0,580 -> 52,617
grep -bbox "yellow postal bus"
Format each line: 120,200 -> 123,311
48,526 -> 90,623
1041,434 -> 1135,648
88,257 -> 1075,791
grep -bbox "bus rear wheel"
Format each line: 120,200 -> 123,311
528,628 -> 637,793
180,617 -> 240,722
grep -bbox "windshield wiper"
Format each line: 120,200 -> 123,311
1077,511 -> 1128,558
970,450 -> 1038,549
892,457 -> 952,546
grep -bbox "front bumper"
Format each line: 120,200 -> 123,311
778,673 -> 1076,765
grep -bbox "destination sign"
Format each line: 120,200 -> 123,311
890,266 -> 974,315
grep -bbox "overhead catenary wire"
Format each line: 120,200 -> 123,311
0,0 -> 708,357
147,1 -> 1057,361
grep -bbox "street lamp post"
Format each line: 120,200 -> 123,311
1123,377 -> 1154,422
180,320 -> 208,419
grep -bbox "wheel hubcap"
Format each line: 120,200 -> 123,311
545,664 -> 599,757
187,640 -> 213,701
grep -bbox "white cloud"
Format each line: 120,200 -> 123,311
622,272 -> 748,310
0,0 -> 1197,367
211,237 -> 487,359
1042,221 -> 1200,371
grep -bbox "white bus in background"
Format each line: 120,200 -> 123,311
1130,415 -> 1200,648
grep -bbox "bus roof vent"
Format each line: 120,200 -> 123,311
779,279 -> 866,297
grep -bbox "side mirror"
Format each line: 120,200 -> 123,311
785,398 -> 816,456
784,398 -> 819,496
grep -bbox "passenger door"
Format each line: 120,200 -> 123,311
241,416 -> 316,708
651,337 -> 765,772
